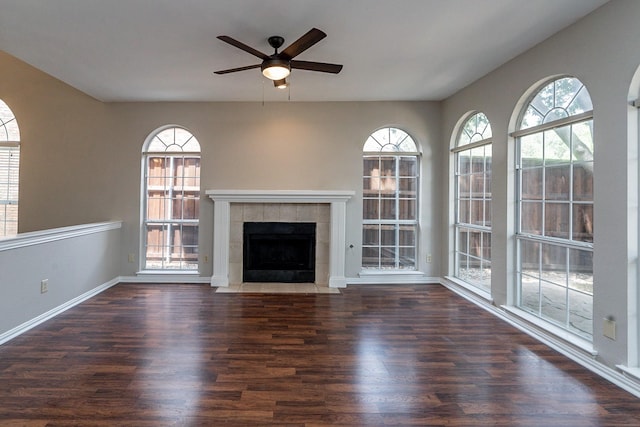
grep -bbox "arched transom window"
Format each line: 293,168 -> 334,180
142,126 -> 201,270
453,112 -> 492,292
0,99 -> 20,238
514,76 -> 594,339
362,127 -> 420,270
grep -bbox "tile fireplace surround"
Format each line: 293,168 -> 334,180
206,190 -> 355,288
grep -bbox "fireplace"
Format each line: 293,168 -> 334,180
243,222 -> 316,283
206,190 -> 354,288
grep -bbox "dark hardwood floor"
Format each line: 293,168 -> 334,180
1,284 -> 639,426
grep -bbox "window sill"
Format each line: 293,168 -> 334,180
359,269 -> 420,276
442,276 -> 492,303
137,270 -> 199,276
617,365 -> 640,383
502,305 -> 596,356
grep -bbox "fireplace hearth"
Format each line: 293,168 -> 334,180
243,222 -> 316,283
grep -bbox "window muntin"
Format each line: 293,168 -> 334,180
453,112 -> 492,291
516,77 -> 593,339
0,100 -> 20,238
362,127 -> 419,270
142,127 -> 201,270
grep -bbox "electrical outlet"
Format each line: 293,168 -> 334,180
128,253 -> 135,263
40,279 -> 48,294
603,318 -> 616,340
426,254 -> 432,263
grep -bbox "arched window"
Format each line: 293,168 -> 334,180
362,127 -> 420,270
0,100 -> 20,238
514,76 -> 594,339
453,112 -> 492,292
142,126 -> 201,270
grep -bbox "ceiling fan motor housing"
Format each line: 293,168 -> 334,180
267,36 -> 285,51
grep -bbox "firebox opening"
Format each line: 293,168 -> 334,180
243,222 -> 316,283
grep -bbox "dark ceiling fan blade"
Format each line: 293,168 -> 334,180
217,35 -> 269,60
290,60 -> 343,74
214,64 -> 261,75
280,28 -> 326,60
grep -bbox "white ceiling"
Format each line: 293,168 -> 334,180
0,0 -> 609,102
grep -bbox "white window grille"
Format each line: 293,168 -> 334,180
514,76 -> 594,339
0,100 -> 20,238
362,127 -> 420,270
452,112 -> 492,291
142,127 -> 201,270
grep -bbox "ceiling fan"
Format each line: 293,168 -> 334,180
214,28 -> 343,88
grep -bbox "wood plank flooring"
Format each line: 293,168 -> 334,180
1,284 -> 639,426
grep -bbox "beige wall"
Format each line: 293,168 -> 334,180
0,51 -> 442,278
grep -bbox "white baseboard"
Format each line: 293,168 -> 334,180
0,277 -> 120,346
348,272 -> 439,285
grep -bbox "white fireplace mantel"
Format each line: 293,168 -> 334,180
206,190 -> 355,288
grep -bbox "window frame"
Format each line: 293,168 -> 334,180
0,100 -> 20,238
362,127 -> 420,271
452,112 -> 493,292
141,126 -> 201,271
513,76 -> 594,340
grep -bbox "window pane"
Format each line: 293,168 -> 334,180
481,231 -> 491,260
380,225 -> 396,245
398,247 -> 415,268
380,247 -> 397,268
540,244 -> 567,286
484,200 -> 492,227
398,178 -> 417,196
362,247 -> 379,268
569,289 -> 593,337
520,134 -> 543,166
573,204 -> 593,242
458,175 -> 470,198
545,166 -> 570,201
520,201 -> 542,235
458,152 -> 471,174
399,225 -> 416,246
399,157 -> 417,176
470,200 -> 484,226
147,193 -> 166,220
362,225 -> 379,245
569,249 -> 593,294
471,173 -> 485,194
571,121 -> 594,160
521,168 -> 542,200
544,128 -> 571,163
457,228 -> 469,254
541,281 -> 567,326
379,199 -> 396,219
544,202 -> 569,239
573,163 -> 593,201
363,199 -> 379,220
519,239 -> 540,273
458,199 -> 470,224
520,274 -> 540,313
398,199 -> 416,220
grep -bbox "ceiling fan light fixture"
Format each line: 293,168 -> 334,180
274,78 -> 288,89
261,59 -> 291,80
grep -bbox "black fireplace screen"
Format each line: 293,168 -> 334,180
243,222 -> 316,283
